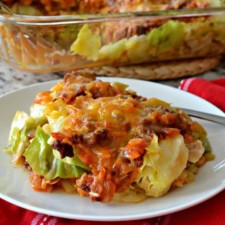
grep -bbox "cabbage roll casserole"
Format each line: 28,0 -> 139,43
1,0 -> 225,73
4,72 -> 214,203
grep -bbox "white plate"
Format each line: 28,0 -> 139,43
1,77 -> 225,221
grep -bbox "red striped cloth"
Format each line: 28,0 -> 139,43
2,77 -> 225,225
1,190 -> 225,225
180,78 -> 225,111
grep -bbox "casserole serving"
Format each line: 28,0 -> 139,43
4,71 -> 214,203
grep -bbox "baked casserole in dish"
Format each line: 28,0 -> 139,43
0,0 -> 224,73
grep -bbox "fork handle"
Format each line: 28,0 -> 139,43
179,108 -> 225,125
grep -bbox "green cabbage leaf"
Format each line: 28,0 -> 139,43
5,111 -> 46,164
136,134 -> 188,197
23,126 -> 88,180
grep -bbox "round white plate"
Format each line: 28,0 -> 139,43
1,77 -> 225,221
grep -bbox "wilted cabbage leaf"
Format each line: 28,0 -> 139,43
5,111 -> 46,164
70,24 -> 101,60
136,134 -> 188,197
23,126 -> 88,180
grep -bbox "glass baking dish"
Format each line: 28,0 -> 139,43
0,7 -> 225,73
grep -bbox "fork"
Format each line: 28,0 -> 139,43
180,108 -> 225,125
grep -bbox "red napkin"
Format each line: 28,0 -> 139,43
179,77 -> 225,111
1,190 -> 225,225
2,77 -> 225,225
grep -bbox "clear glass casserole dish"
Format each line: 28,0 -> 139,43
0,7 -> 225,73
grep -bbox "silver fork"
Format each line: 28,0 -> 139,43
179,108 -> 225,125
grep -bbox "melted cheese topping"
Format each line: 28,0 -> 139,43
29,72 -> 207,202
